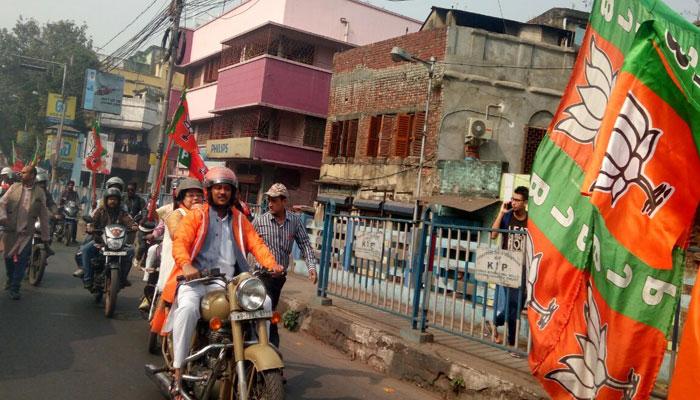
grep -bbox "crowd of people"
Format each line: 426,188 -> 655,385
0,165 -> 319,396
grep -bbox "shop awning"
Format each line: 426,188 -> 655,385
353,198 -> 382,211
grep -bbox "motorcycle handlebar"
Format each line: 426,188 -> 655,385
176,268 -> 224,285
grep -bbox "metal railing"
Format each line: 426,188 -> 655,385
314,203 -> 698,388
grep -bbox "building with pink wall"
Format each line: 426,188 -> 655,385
178,0 -> 420,206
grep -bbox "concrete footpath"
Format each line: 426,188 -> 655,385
278,273 -> 547,400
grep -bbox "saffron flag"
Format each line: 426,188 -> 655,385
527,1 -> 700,399
85,121 -> 106,172
168,92 -> 199,155
178,148 -> 208,181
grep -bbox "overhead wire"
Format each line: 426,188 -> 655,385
96,0 -> 163,53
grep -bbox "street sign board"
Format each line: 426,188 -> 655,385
83,69 -> 124,115
353,231 -> 383,262
474,247 -> 524,288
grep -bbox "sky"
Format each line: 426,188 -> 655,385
1,0 -> 698,56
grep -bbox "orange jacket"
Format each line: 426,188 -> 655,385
161,203 -> 277,304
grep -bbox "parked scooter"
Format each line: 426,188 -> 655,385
82,215 -> 132,318
54,200 -> 79,245
145,269 -> 285,400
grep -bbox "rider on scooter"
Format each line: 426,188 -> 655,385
163,166 -> 283,398
80,188 -> 137,290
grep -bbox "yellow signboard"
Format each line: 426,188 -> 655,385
45,135 -> 79,163
46,93 -> 77,123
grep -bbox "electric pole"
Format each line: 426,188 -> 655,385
150,0 -> 184,205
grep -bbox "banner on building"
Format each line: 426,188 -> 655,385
46,92 -> 77,124
526,1 -> 700,399
83,69 -> 124,115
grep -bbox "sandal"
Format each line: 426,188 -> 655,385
169,376 -> 185,400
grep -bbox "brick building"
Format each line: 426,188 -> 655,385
176,0 -> 421,206
319,7 -> 578,221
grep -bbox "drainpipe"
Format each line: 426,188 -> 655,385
340,18 -> 349,42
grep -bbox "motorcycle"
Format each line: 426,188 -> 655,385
145,269 -> 285,400
82,216 -> 132,318
54,200 -> 80,245
27,220 -> 48,286
136,220 -> 163,354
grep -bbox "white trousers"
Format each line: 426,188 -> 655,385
171,281 -> 272,369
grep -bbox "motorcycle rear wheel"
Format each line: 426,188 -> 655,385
104,266 -> 120,318
28,247 -> 46,286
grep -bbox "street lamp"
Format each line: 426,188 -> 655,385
390,46 -> 436,222
18,54 -> 71,188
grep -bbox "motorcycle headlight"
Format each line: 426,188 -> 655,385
236,278 -> 267,311
34,221 -> 41,230
105,237 -> 125,250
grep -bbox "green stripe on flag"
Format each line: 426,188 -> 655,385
531,136 -> 681,332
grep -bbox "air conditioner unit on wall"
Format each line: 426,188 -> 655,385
465,117 -> 494,142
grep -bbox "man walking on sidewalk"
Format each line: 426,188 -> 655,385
253,183 -> 318,347
0,165 -> 50,300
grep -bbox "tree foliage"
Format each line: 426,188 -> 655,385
0,18 -> 99,163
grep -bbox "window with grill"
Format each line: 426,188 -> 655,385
522,126 -> 547,174
328,119 -> 358,157
303,116 -> 326,148
203,56 -> 220,84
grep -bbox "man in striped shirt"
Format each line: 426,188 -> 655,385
253,183 -> 318,347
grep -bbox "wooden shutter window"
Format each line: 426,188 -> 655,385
411,111 -> 426,157
367,116 -> 380,157
328,122 -> 340,156
395,114 -> 411,157
378,115 -> 394,157
346,119 -> 358,158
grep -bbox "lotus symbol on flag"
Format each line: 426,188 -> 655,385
590,93 -> 674,217
526,232 -> 558,330
556,37 -> 617,143
546,285 -> 640,400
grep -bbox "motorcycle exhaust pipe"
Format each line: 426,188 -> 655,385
145,364 -> 198,400
145,364 -> 172,398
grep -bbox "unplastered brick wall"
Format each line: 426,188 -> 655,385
324,28 -> 448,167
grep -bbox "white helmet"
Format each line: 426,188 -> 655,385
106,177 -> 125,191
35,172 -> 49,184
1,167 -> 12,176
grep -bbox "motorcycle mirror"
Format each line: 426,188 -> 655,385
141,221 -> 156,230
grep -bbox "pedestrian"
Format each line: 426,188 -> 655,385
0,165 -> 50,300
162,166 -> 283,397
489,185 -> 529,348
253,183 -> 318,348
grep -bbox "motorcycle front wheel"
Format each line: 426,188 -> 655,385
64,223 -> 73,246
249,368 -> 284,400
104,266 -> 120,318
28,247 -> 46,286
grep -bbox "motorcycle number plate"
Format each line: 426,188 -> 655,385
103,251 -> 127,256
230,310 -> 272,321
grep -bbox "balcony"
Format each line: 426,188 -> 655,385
112,152 -> 150,171
212,56 -> 331,117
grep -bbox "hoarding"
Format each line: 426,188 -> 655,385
83,69 -> 124,115
46,93 -> 77,124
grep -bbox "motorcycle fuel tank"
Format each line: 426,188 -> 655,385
200,290 -> 229,321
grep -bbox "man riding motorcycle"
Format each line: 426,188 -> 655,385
59,180 -> 80,244
80,188 -> 137,289
163,166 -> 283,398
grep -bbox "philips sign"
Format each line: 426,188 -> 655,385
205,137 -> 253,159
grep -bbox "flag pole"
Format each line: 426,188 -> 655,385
147,135 -> 174,220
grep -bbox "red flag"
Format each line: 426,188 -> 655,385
178,148 -> 208,181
